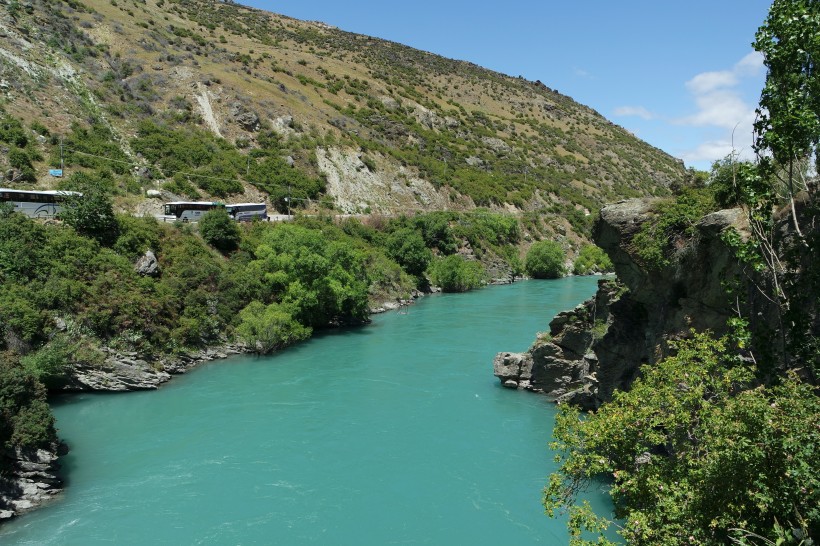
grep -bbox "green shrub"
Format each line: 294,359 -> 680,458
236,301 -> 311,353
427,255 -> 485,292
7,147 -> 36,182
132,120 -> 244,196
252,224 -> 370,327
0,285 -> 49,347
0,114 -> 29,147
162,175 -> 199,198
199,208 -> 240,253
59,175 -> 120,246
545,333 -> 820,545
20,335 -> 74,389
525,240 -> 565,279
55,122 -> 130,174
0,357 -> 57,457
572,244 -> 613,275
385,228 -> 432,277
632,187 -> 717,270
114,215 -> 162,258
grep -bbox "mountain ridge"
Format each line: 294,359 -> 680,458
1,0 -> 685,238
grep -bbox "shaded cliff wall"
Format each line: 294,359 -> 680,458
495,198 -> 757,409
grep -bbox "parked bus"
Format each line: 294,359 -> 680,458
0,188 -> 82,219
161,201 -> 224,222
226,202 -> 267,222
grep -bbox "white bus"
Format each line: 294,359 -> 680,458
161,201 -> 224,222
0,188 -> 83,219
226,202 -> 267,222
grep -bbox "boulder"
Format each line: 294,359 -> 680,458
229,101 -> 260,131
134,250 -> 159,277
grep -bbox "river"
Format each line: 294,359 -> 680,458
0,277 -> 612,545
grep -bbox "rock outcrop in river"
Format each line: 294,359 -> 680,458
0,447 -> 63,520
495,198 -> 766,409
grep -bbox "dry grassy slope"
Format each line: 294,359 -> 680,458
0,0 -> 686,233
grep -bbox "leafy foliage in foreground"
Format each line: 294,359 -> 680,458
545,333 -> 820,545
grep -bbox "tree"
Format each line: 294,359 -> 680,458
427,254 -> 485,292
544,333 -> 820,545
252,224 -> 370,327
59,174 -> 120,245
572,244 -> 613,275
753,0 -> 820,236
525,240 -> 565,279
236,301 -> 311,353
0,356 -> 57,466
199,208 -> 241,253
385,228 -> 432,277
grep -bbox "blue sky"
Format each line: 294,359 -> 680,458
246,1 -> 774,171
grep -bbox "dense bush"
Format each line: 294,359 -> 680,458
427,255 -> 485,292
525,240 -> 565,279
236,301 -> 311,353
55,122 -> 130,175
199,208 -> 241,253
572,244 -> 612,275
250,223 -> 371,328
114,215 -> 162,259
385,227 -> 432,277
245,155 -> 325,213
59,174 -> 120,245
132,120 -> 244,196
632,186 -> 717,270
545,333 -> 820,545
0,356 -> 57,464
7,147 -> 36,182
0,114 -> 29,148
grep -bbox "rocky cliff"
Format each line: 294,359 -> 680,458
0,447 -> 64,520
494,198 -> 757,409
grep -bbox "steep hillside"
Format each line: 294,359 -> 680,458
0,0 -> 684,237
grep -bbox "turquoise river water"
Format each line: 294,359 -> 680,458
0,277 -> 613,545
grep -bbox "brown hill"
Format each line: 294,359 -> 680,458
0,0 -> 686,237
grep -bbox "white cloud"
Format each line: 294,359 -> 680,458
679,139 -> 755,165
735,51 -> 765,75
675,52 -> 765,166
679,89 -> 756,130
686,71 -> 738,94
613,105 -> 655,120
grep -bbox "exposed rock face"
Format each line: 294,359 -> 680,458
316,146 -> 463,214
495,198 -> 754,408
494,279 -> 619,406
229,101 -> 260,131
134,249 -> 159,277
0,446 -> 63,520
61,344 -> 246,392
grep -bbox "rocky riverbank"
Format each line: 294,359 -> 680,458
0,446 -> 64,521
0,341 -> 250,520
0,291 -> 433,520
494,198 -> 754,409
